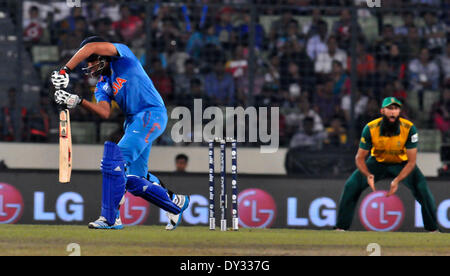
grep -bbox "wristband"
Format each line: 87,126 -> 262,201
59,66 -> 72,75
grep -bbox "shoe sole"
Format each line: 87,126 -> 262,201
88,223 -> 123,230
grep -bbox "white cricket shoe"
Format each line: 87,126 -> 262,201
88,213 -> 123,230
165,194 -> 190,231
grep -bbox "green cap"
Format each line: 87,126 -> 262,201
381,97 -> 402,108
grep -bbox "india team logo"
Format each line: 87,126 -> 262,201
0,183 -> 24,224
120,192 -> 150,226
359,191 -> 404,231
238,188 -> 276,228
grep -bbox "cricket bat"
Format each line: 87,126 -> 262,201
59,109 -> 72,183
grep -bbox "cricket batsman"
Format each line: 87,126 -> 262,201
335,97 -> 439,232
51,36 -> 189,230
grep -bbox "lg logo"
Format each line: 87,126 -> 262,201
34,191 -> 84,221
359,191 -> 404,232
0,183 -> 24,224
238,189 -> 277,228
120,192 -> 150,226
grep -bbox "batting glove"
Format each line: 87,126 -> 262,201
54,89 -> 83,109
51,66 -> 71,89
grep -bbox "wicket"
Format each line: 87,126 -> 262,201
209,137 -> 238,231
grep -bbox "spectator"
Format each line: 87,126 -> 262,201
405,26 -> 425,61
23,5 -> 45,43
420,11 -> 447,55
0,88 -> 28,142
306,19 -> 329,60
150,4 -> 176,51
408,48 -> 440,109
374,24 -> 403,61
174,76 -> 211,112
93,17 -> 119,43
102,1 -> 125,20
236,10 -> 265,50
23,1 -> 52,22
370,58 -> 396,102
285,98 -> 324,138
86,3 -> 108,22
157,17 -> 183,54
324,116 -> 348,148
269,8 -> 299,43
331,60 -> 350,96
204,59 -> 235,106
314,35 -> 347,75
215,7 -> 236,50
235,66 -> 265,107
254,84 -> 280,108
175,154 -> 189,173
149,58 -> 173,103
303,8 -> 323,38
441,0 -> 450,26
191,78 -> 211,107
173,59 -> 200,103
437,41 -> 450,84
185,21 -> 220,61
386,43 -> 407,81
341,90 -> 369,123
331,9 -> 363,50
113,5 -> 144,45
166,40 -> 190,75
263,53 -> 281,88
289,117 -> 327,150
347,42 -> 376,79
280,61 -> 302,98
313,79 -> 341,127
275,20 -> 305,52
28,93 -> 51,143
395,12 -> 416,37
280,40 -> 315,94
431,83 -> 450,139
57,7 -> 84,34
59,16 -> 91,57
226,44 -> 248,79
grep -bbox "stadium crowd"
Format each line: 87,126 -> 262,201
1,0 -> 449,150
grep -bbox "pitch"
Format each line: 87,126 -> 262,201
0,225 -> 448,256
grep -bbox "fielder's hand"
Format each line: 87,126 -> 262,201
51,67 -> 70,89
386,178 -> 399,197
54,89 -> 82,109
367,174 -> 376,192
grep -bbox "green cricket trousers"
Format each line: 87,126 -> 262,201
336,157 -> 438,231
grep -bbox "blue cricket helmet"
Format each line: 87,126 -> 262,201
80,36 -> 111,77
80,36 -> 108,48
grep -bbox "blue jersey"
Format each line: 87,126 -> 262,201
94,43 -> 165,115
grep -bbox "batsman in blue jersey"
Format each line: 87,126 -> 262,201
51,36 -> 190,230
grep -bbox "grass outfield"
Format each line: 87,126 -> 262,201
0,225 -> 448,256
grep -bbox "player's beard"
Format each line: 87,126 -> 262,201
381,115 -> 400,136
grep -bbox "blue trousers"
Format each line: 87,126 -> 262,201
119,107 -> 167,178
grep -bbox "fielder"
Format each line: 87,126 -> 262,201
335,97 -> 439,232
51,36 -> 190,230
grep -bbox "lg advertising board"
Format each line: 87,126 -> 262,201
0,170 -> 449,232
